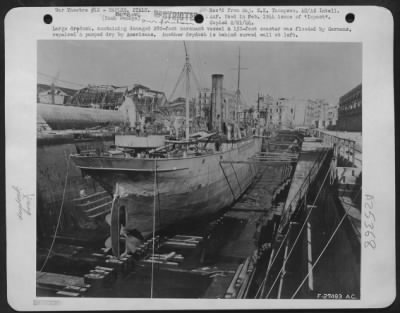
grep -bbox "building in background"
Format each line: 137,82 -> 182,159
67,85 -> 127,109
304,100 -> 316,126
37,84 -> 76,105
289,98 -> 312,127
257,94 -> 274,121
326,104 -> 339,129
265,98 -> 289,129
265,97 -> 316,129
196,88 -> 238,123
162,97 -> 196,118
337,84 -> 362,132
38,88 -> 70,105
128,84 -> 168,109
310,99 -> 330,129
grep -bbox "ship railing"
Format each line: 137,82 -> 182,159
311,129 -> 361,167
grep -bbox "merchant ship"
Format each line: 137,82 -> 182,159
71,44 -> 263,256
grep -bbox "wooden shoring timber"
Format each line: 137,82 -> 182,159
256,155 -> 297,159
37,272 -> 89,290
256,152 -> 298,156
252,156 -> 297,159
268,142 -> 294,146
72,190 -> 109,202
253,159 -> 297,163
252,155 -> 298,159
253,154 -> 298,158
230,206 -> 267,213
220,160 -> 296,165
88,209 -> 111,219
251,158 -> 297,162
78,196 -> 112,208
84,201 -> 113,213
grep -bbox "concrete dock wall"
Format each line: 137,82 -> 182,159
37,140 -> 113,243
267,151 -> 360,298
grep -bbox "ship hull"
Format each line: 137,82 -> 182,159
72,137 -> 262,237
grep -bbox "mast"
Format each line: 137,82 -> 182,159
169,42 -> 202,139
233,48 -> 247,122
184,42 -> 190,141
236,49 -> 241,122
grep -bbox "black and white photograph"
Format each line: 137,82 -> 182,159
4,5 -> 396,310
35,40 -> 362,299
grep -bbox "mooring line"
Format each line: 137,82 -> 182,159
231,163 -> 243,194
38,153 -> 71,277
219,162 -> 236,201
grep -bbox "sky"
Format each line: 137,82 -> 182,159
37,40 -> 361,106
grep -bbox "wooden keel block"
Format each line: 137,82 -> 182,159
101,247 -> 111,254
83,273 -> 104,289
105,258 -> 127,272
95,265 -> 114,272
64,285 -> 88,293
91,253 -> 107,258
120,255 -> 134,271
56,290 -> 81,297
89,269 -> 115,286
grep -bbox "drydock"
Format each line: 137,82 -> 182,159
36,130 -> 361,299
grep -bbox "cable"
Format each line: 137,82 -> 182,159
37,153 -> 71,277
37,72 -> 85,87
160,42 -> 172,93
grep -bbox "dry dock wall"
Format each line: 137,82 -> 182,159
279,151 -> 360,298
37,140 -> 113,243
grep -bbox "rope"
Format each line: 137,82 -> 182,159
231,163 -> 243,194
264,160 -> 331,298
150,159 -> 157,298
219,162 -> 236,201
290,189 -> 361,299
110,187 -> 120,257
38,153 -> 71,277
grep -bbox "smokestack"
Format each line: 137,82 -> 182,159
211,74 -> 224,132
